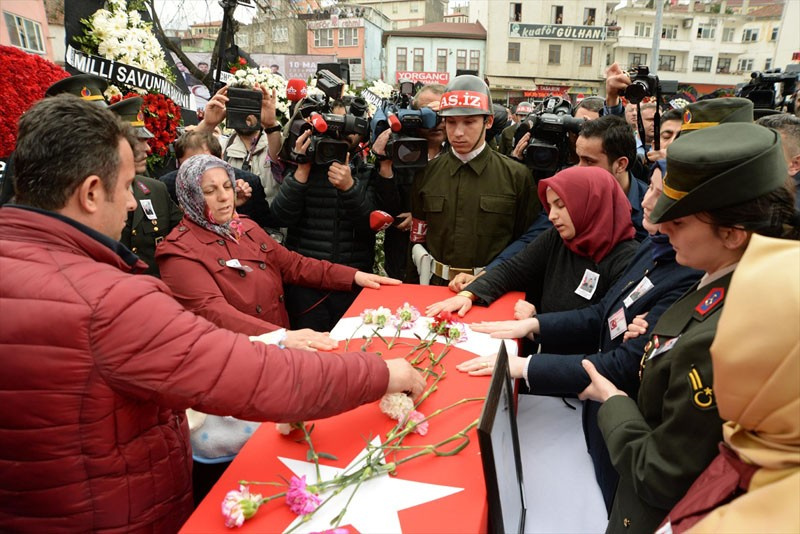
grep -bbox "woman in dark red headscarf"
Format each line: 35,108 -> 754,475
427,166 -> 638,353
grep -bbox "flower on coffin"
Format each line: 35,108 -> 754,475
222,485 -> 263,528
360,306 -> 393,328
394,302 -> 420,329
286,475 -> 321,515
380,392 -> 414,421
404,410 -> 429,436
429,310 -> 455,335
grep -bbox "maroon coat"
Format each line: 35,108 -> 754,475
0,207 -> 389,532
156,216 -> 358,336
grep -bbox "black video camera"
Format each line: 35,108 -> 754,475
737,69 -> 798,110
623,65 -> 659,105
369,81 -> 438,170
514,96 -> 584,176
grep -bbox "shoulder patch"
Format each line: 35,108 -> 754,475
136,180 -> 150,195
694,287 -> 725,319
687,365 -> 715,410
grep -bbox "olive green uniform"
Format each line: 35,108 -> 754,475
598,274 -> 731,533
121,176 -> 183,277
498,122 -> 520,156
411,145 -> 537,280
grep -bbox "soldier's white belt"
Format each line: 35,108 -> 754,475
411,244 -> 484,284
431,260 -> 484,281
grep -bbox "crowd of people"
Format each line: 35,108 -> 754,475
0,62 -> 799,532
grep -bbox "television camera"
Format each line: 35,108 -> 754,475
736,69 -> 798,111
513,96 -> 585,177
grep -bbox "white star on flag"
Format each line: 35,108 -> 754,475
279,437 -> 463,533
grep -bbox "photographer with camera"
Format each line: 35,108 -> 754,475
272,83 -> 400,332
498,102 -> 533,156
196,84 -> 285,238
371,83 -> 446,280
410,75 -> 538,286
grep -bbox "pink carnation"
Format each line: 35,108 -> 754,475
405,410 -> 429,436
286,475 -> 321,515
221,485 -> 262,528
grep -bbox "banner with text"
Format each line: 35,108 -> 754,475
509,23 -> 607,41
395,71 -> 451,85
66,44 -> 194,111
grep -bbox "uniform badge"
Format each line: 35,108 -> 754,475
695,287 -> 725,316
80,86 -> 91,98
687,365 -> 715,410
683,109 -> 692,125
410,218 -> 428,243
136,181 -> 151,194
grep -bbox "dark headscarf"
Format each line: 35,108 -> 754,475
538,166 -> 635,263
176,154 -> 243,242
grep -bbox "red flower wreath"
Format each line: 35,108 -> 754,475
109,91 -> 181,170
0,45 -> 69,158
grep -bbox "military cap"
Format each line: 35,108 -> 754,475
681,97 -> 753,132
108,97 -> 154,139
651,123 -> 787,223
44,74 -> 108,105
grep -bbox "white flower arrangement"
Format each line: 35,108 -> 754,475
229,66 -> 291,123
77,0 -> 172,82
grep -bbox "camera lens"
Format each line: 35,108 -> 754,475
624,81 -> 649,104
525,144 -> 559,173
397,143 -> 423,163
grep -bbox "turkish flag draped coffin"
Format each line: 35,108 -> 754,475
181,285 -> 523,533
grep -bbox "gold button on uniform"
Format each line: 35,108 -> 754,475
153,226 -> 158,232
132,247 -> 138,253
623,518 -> 631,528
131,229 -> 137,236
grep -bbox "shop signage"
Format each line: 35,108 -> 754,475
395,71 -> 451,84
509,23 -> 606,41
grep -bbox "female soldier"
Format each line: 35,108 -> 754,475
579,123 -> 798,533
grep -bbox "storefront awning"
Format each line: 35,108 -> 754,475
487,75 -> 536,91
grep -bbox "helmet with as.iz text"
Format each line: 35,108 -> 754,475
438,75 -> 492,117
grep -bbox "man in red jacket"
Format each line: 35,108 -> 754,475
0,94 -> 424,532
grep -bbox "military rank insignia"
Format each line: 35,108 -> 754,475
694,287 -> 725,317
687,365 -> 715,410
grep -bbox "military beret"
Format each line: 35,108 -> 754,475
681,97 -> 753,132
108,97 -> 154,139
44,74 -> 108,105
651,123 -> 787,223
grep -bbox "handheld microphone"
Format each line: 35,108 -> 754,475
369,210 -> 395,232
286,78 -> 307,102
309,112 -> 328,133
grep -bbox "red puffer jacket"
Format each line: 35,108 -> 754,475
0,207 -> 389,532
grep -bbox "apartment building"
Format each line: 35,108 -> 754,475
350,0 -> 446,29
1,0 -> 55,61
383,21 -> 486,83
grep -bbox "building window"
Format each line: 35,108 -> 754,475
742,28 -> 759,42
437,48 -> 447,71
413,48 -> 424,71
392,3 -> 398,14
693,55 -> 712,72
765,58 -> 772,70
770,27 -> 778,41
738,58 -> 754,72
634,22 -> 652,38
3,11 -> 45,53
254,30 -> 266,45
551,5 -> 563,24
696,23 -> 715,39
509,2 -> 522,21
396,47 -> 407,71
272,26 -> 288,43
583,8 -> 596,25
508,42 -> 520,62
313,28 -> 333,47
338,27 -> 358,47
661,24 -> 678,39
238,33 -> 249,47
717,57 -> 731,73
469,50 -> 480,71
659,54 -> 676,71
629,52 -> 647,67
410,1 -> 419,13
580,46 -> 593,66
722,27 -> 735,42
457,49 -> 467,70
548,44 -> 561,65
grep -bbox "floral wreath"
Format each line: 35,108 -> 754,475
110,91 -> 181,170
0,45 -> 69,158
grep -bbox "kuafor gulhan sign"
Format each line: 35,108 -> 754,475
395,71 -> 451,84
509,23 -> 606,41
